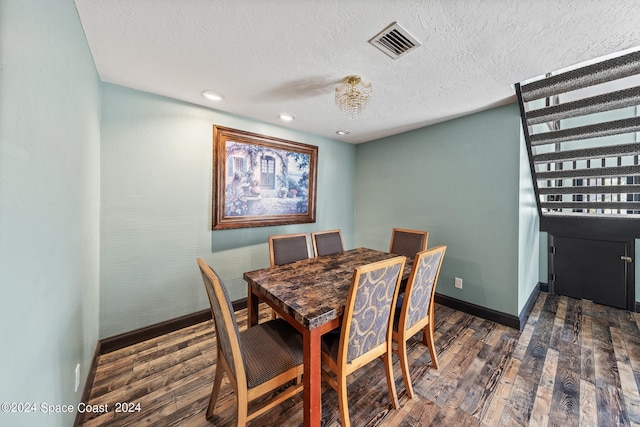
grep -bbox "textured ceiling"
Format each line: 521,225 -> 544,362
73,0 -> 640,143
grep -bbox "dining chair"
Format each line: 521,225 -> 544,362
268,232 -> 311,267
392,245 -> 446,398
389,228 -> 428,258
311,229 -> 344,257
320,256 -> 406,427
267,233 -> 311,319
197,258 -> 304,425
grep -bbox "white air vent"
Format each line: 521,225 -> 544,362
369,22 -> 421,59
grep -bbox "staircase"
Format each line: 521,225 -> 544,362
516,50 -> 640,220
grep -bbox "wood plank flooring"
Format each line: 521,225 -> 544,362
80,292 -> 640,426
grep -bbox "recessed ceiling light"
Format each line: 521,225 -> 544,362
336,130 -> 350,135
278,113 -> 295,122
202,90 -> 224,101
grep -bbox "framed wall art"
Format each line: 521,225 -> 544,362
212,125 -> 318,230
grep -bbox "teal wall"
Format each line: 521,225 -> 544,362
100,84 -> 356,338
354,104 -> 526,316
0,1 -> 101,426
0,2 -> 633,423
517,128 -> 540,311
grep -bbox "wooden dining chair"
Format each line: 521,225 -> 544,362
197,259 -> 304,426
320,256 -> 406,427
311,229 -> 344,257
389,228 -> 428,258
392,246 -> 446,398
267,233 -> 311,319
268,233 -> 311,267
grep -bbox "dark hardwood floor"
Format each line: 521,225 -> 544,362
80,292 -> 640,426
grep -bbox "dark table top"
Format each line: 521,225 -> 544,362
244,247 -> 412,330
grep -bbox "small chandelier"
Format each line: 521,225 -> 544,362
335,75 -> 372,119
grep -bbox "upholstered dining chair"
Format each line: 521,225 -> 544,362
311,229 -> 344,257
392,245 -> 446,398
389,228 -> 428,259
267,233 -> 311,319
268,233 -> 311,267
197,258 -> 304,426
320,256 -> 406,427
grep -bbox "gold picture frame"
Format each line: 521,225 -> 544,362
212,125 -> 318,230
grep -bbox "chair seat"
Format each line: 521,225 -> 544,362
241,319 -> 304,388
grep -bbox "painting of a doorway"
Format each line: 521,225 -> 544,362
212,125 -> 318,230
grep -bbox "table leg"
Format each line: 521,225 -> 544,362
303,328 -> 322,427
247,286 -> 259,327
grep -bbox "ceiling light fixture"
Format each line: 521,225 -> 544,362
202,90 -> 224,101
335,75 -> 372,119
336,130 -> 350,135
278,113 -> 295,122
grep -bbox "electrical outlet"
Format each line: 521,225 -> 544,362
454,277 -> 463,289
75,363 -> 80,393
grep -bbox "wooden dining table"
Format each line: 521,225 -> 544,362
243,247 -> 413,427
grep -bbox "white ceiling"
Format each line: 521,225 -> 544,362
73,0 -> 640,144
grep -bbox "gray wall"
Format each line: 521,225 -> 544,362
0,1 -> 101,425
354,104 -> 529,316
99,84 -> 356,338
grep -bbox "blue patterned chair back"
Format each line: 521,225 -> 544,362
270,234 -> 309,266
313,230 -> 344,257
403,246 -> 446,330
343,258 -> 404,362
390,229 -> 428,259
198,260 -> 245,380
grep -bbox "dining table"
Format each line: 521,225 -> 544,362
243,247 -> 413,427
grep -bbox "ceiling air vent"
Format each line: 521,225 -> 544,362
369,22 -> 421,60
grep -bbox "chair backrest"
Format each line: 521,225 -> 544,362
268,233 -> 310,267
197,259 -> 246,384
339,256 -> 405,363
311,229 -> 344,257
399,246 -> 446,331
389,228 -> 428,259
